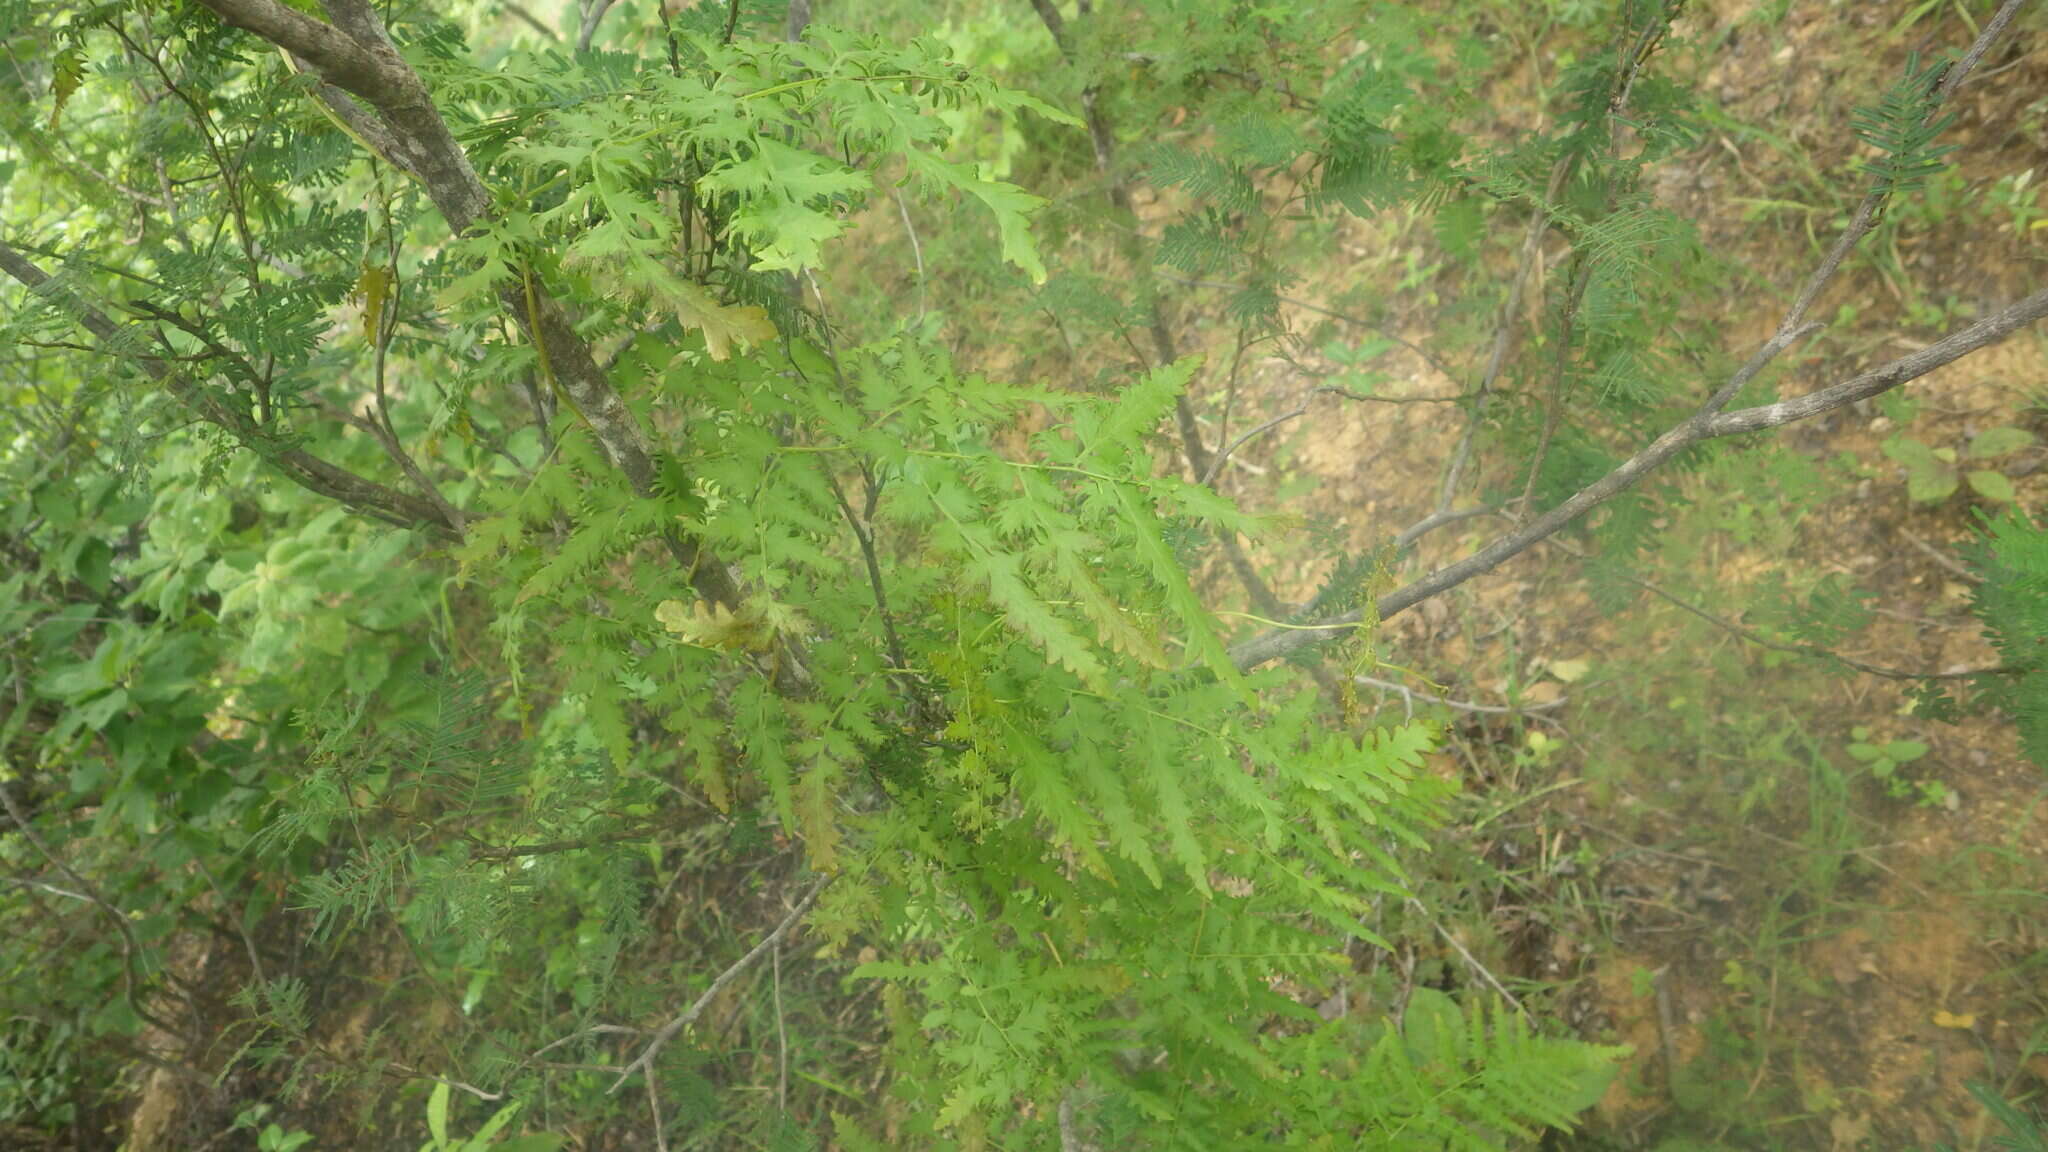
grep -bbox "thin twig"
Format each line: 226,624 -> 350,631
1515,258 -> 1589,512
1200,379 -> 1469,484
1437,162 -> 1570,516
1240,0 -> 2039,673
1573,545 -> 2005,682
366,188 -> 465,533
575,0 -> 617,52
1407,898 -> 1525,1015
1392,505 -> 1495,554
500,0 -> 557,39
1437,11 -> 1671,516
772,940 -> 788,1114
892,187 -> 926,323
1653,968 -> 1678,1087
0,781 -> 195,1044
1897,527 -> 1981,583
1156,271 -> 1464,386
386,1064 -> 505,1102
1311,384 -> 1471,405
608,874 -> 831,1095
0,874 -> 90,902
1201,408 -> 1305,485
648,1070 -> 669,1152
1353,674 -> 1568,715
1058,1089 -> 1092,1152
1211,325 -> 1254,467
826,472 -> 920,713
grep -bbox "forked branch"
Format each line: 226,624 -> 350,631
1228,285 -> 2048,671
188,0 -> 742,606
1235,0 -> 2035,672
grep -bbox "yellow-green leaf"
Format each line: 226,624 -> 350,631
356,264 -> 391,345
665,277 -> 776,361
1967,469 -> 2016,503
49,44 -> 85,131
796,760 -> 843,871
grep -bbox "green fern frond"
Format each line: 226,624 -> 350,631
1156,209 -> 1243,276
1140,143 -> 1259,215
1851,52 -> 1959,197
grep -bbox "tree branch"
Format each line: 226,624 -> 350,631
1229,285 -> 2048,671
607,874 -> 831,1096
577,0 -> 620,53
1266,0 -> 2039,676
0,240 -> 461,537
188,0 -> 393,94
189,0 -> 742,605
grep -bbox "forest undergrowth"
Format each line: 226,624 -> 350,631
3,0 -> 2046,1148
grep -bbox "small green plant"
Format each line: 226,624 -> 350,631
1881,426 -> 2036,503
232,1104 -> 315,1152
417,1085 -> 560,1152
1932,1081 -> 2048,1152
1991,168 -> 2046,240
1844,727 -> 1949,807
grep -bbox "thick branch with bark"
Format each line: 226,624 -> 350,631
0,240 -> 461,537
188,0 -> 740,605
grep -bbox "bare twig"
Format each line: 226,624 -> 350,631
892,187 -> 926,323
1515,259 -> 1589,513
1312,384 -> 1472,406
1248,3 -> 2036,673
1897,527 -> 1981,583
1653,968 -> 1678,1086
0,874 -> 90,902
1156,271 -> 1465,387
608,874 -> 831,1095
1408,898 -> 1525,1015
1438,162 -> 1570,515
1392,505 -> 1495,554
1436,9 -> 1673,516
1201,408 -> 1305,486
386,1064 -> 505,1102
1229,286 -> 2048,671
575,0 -> 618,52
500,0 -> 557,40
772,941 -> 788,1114
647,1071 -> 670,1152
1354,674 -> 1568,716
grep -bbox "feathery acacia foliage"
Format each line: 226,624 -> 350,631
2,0 -> 2045,1147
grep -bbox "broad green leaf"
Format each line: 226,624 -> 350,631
1908,464 -> 1958,503
1967,469 -> 2017,503
427,1082 -> 450,1150
1969,426 -> 2036,458
459,1102 -> 522,1151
